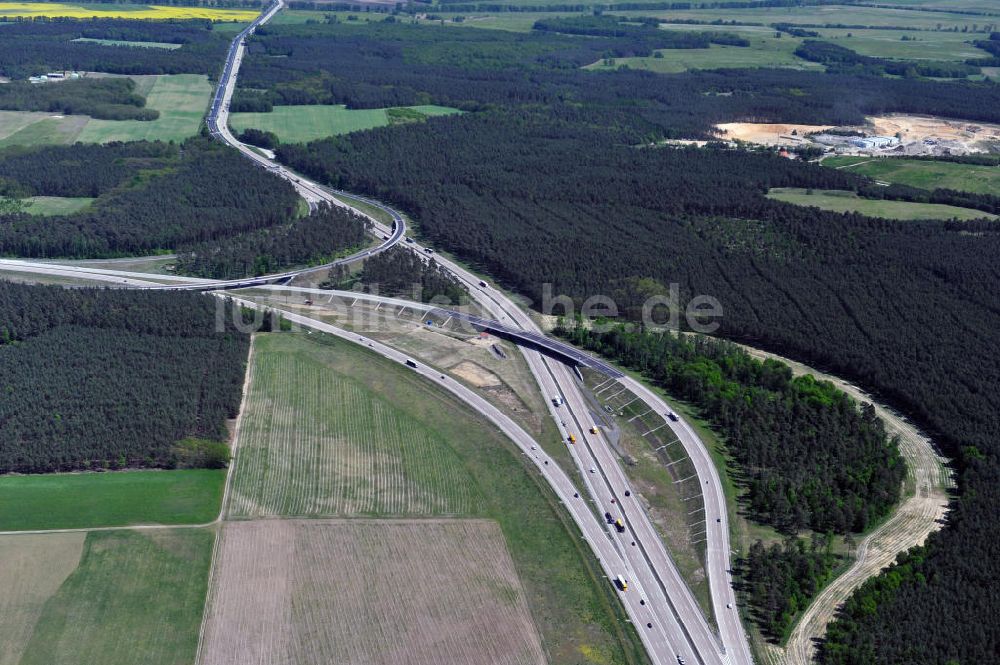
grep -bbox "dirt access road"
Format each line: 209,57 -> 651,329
743,348 -> 954,665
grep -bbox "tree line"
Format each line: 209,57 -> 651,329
794,39 -> 978,79
0,77 -> 157,121
175,202 -> 369,279
532,15 -> 749,46
327,245 -> 468,304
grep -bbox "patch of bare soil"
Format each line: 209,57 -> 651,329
714,122 -> 834,145
451,360 -> 502,388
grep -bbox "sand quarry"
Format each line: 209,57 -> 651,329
716,114 -> 1000,153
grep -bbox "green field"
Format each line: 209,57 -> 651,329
76,73 -> 212,143
71,37 -> 182,49
859,0 -> 1000,11
229,104 -> 460,143
0,74 -> 212,147
413,3 -> 998,33
22,196 -> 95,215
823,157 -> 1000,195
411,6 -> 997,71
16,529 -> 213,665
0,469 -> 225,531
812,28 -> 993,62
228,333 -> 483,518
228,332 -> 647,665
768,188 -> 996,220
616,6 -> 992,31
587,28 -> 822,73
0,113 -> 87,148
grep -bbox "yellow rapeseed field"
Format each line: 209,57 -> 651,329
0,2 -> 257,21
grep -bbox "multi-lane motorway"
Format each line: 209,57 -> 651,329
0,3 -> 755,663
232,297 -> 699,665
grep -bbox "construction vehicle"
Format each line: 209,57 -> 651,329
590,425 -> 599,434
614,575 -> 628,591
614,519 -> 625,533
567,433 -> 576,444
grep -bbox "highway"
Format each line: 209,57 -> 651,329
0,1 -> 754,662
0,253 -> 751,664
232,298 -> 692,665
425,281 -> 745,665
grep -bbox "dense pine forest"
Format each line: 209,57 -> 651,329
560,325 -> 903,535
256,21 -> 1000,662
0,283 -> 256,473
242,23 -> 1000,128
175,202 -> 369,279
741,536 -> 840,641
0,78 -> 157,121
0,141 -> 175,198
0,19 -> 229,79
331,246 -> 468,304
0,139 -> 301,257
559,324 -> 896,638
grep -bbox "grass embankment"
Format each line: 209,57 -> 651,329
824,156 -> 1000,195
229,332 -> 649,665
768,187 -> 995,220
0,469 -> 224,531
579,367 -> 713,622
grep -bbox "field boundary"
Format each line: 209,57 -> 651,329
218,334 -> 255,521
194,333 -> 256,665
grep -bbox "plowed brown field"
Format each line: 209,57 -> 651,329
198,519 -> 546,665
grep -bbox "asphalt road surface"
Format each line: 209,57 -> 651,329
232,297 -> 692,665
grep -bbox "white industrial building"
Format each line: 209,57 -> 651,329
849,135 -> 899,149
